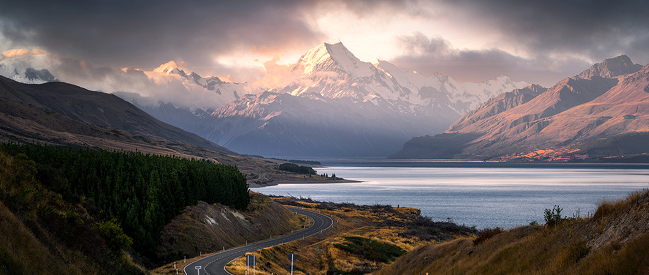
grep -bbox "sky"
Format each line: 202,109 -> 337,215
1,0 -> 648,87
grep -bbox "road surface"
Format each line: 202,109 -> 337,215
183,206 -> 333,275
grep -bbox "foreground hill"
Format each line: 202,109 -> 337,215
392,55 -> 649,160
377,189 -> 649,274
0,145 -> 306,274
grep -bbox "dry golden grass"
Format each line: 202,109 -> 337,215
224,197 -> 473,275
593,189 -> 647,220
377,189 -> 649,275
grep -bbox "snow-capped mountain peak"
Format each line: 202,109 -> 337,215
293,42 -> 375,78
153,60 -> 185,75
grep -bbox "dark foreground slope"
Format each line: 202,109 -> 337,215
0,149 -> 145,275
0,145 -> 306,274
1,144 -> 249,265
377,189 -> 649,275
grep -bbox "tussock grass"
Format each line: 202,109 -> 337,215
473,227 -> 504,245
377,189 -> 649,275
593,189 -> 648,220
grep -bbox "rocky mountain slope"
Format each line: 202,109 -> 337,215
391,55 -> 649,160
155,193 -> 305,263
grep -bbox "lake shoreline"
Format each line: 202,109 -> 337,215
254,164 -> 649,229
249,179 -> 361,188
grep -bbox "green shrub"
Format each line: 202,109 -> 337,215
544,205 -> 563,228
98,219 -> 133,252
278,163 -> 316,175
334,236 -> 406,263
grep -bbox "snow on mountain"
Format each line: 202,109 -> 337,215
0,54 -> 57,84
202,42 -> 528,157
282,42 -> 526,116
142,61 -> 253,110
0,64 -> 56,84
294,42 -> 376,78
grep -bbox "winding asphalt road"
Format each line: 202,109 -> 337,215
183,207 -> 333,275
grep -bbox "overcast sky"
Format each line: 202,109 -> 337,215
1,0 -> 648,86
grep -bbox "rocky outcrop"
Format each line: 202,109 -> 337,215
156,193 -> 304,262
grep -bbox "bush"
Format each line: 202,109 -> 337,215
98,219 -> 133,252
544,205 -> 563,228
473,227 -> 504,245
334,236 -> 406,263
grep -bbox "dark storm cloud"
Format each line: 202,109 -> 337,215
2,0 -> 647,87
0,0 -> 417,72
449,0 -> 649,61
387,0 -> 649,86
0,0 -> 325,70
392,33 -> 591,86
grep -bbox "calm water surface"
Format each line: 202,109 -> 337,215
255,163 -> 649,229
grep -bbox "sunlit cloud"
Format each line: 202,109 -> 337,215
0,0 -> 647,88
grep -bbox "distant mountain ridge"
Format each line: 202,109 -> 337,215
391,55 -> 649,160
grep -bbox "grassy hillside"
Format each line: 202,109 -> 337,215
376,189 -> 649,275
0,143 -> 314,274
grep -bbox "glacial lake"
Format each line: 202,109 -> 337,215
254,161 -> 649,229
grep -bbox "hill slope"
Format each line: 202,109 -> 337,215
0,75 -> 233,154
0,150 -> 146,274
391,56 -> 649,160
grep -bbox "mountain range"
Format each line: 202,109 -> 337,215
4,43 -> 647,161
125,42 -> 526,157
391,55 -> 649,160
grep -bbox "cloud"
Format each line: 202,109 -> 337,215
1,49 -> 47,60
0,50 -> 237,109
446,0 -> 649,63
391,32 -> 591,86
0,0 -> 325,74
1,0 -> 647,88
0,0 -> 423,74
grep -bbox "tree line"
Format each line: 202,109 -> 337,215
1,143 -> 250,261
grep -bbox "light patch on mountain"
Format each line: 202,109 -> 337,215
391,55 -> 649,160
